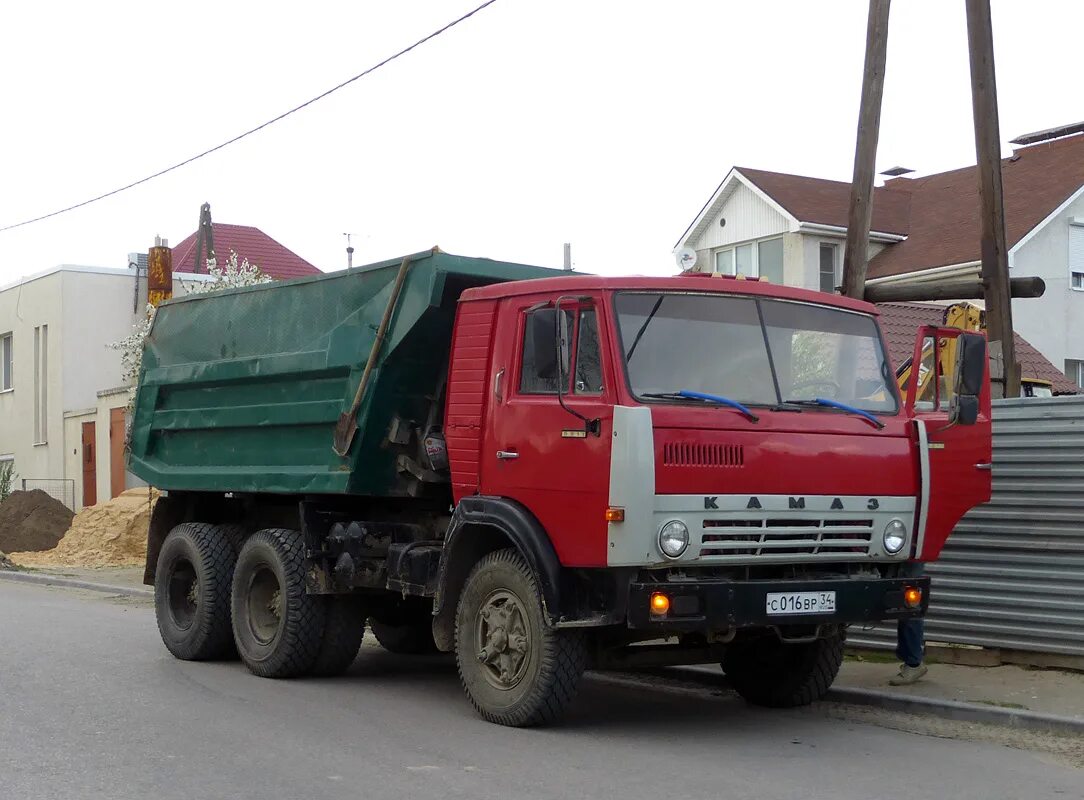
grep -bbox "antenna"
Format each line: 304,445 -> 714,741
344,232 -> 355,270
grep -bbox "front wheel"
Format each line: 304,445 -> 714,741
455,549 -> 587,727
722,628 -> 844,708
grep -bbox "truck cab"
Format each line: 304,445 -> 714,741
435,273 -> 991,719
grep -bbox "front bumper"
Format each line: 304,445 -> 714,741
627,576 -> 930,632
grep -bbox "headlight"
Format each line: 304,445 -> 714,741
883,519 -> 907,555
659,520 -> 689,558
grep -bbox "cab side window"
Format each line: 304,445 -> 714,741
574,309 -> 603,394
520,309 -> 572,394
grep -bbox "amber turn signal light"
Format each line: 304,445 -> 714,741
605,507 -> 625,523
650,592 -> 670,615
904,587 -> 923,608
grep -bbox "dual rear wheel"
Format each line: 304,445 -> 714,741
155,525 -> 365,677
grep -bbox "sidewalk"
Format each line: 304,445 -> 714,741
838,656 -> 1084,720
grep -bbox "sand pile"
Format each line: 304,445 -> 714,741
0,490 -> 74,552
10,488 -> 159,568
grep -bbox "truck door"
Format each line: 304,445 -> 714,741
481,296 -> 614,567
904,326 -> 992,561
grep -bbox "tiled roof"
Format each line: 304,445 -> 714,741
170,223 -> 321,280
876,302 -> 1078,394
869,133 -> 1084,278
728,133 -> 1084,279
737,167 -> 912,235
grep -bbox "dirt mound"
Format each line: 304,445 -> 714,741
0,551 -> 17,571
10,488 -> 158,568
0,490 -> 74,552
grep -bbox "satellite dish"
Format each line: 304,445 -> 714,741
676,247 -> 698,272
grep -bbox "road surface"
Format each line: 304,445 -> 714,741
0,581 -> 1080,800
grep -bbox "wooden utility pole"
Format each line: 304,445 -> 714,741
841,0 -> 891,299
966,0 -> 1019,398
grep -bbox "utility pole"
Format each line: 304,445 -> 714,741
563,242 -> 572,271
966,0 -> 1018,398
841,0 -> 891,300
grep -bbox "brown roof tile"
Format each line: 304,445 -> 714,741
738,167 -> 912,235
869,133 -> 1084,277
171,223 -> 322,280
876,302 -> 1078,394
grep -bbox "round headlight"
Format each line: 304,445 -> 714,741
883,519 -> 907,555
659,520 -> 690,558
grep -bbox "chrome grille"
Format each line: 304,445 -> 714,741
700,518 -> 874,559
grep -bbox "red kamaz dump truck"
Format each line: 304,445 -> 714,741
129,249 -> 991,726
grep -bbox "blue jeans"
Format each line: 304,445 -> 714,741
896,561 -> 926,667
896,617 -> 925,667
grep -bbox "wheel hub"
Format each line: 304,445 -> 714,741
167,558 -> 199,631
476,590 -> 530,689
246,565 -> 284,645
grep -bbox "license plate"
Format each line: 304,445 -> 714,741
765,591 -> 837,616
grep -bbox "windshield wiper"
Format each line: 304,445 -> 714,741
641,390 -> 759,423
783,397 -> 884,429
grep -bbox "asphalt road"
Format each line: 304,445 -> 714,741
1,581 -> 1080,800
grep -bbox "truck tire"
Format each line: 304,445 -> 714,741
310,596 -> 367,677
721,628 -> 844,708
154,523 -> 238,661
455,548 -> 587,727
231,528 -> 326,678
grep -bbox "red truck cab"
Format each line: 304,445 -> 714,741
436,272 -> 990,722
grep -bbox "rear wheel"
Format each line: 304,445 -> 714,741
154,523 -> 237,661
722,628 -> 844,708
310,596 -> 367,676
455,549 -> 587,727
231,529 -> 325,678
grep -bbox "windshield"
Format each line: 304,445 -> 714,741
615,292 -> 898,413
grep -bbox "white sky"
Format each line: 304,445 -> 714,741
1,0 -> 1081,282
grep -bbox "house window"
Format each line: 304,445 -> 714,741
712,237 -> 784,280
1070,222 -> 1084,290
33,325 -> 47,443
0,333 -> 11,391
758,238 -> 784,283
1067,359 -> 1084,389
819,243 -> 839,293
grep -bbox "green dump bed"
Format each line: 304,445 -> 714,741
128,250 -> 563,496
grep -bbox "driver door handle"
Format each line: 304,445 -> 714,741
496,450 -> 520,460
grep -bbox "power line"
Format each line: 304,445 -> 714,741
0,0 -> 500,234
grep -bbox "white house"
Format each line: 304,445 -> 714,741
0,223 -> 323,510
675,124 -> 1084,389
0,266 -> 146,509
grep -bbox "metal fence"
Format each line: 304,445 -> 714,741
20,478 -> 76,511
851,396 -> 1084,656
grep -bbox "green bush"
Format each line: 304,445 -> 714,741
0,461 -> 16,503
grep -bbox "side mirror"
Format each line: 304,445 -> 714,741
955,332 -> 986,397
949,333 -> 985,426
529,309 -> 558,382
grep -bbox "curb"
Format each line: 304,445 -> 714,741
0,569 -> 153,598
673,665 -> 1084,737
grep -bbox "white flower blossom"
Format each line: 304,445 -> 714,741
110,250 -> 273,423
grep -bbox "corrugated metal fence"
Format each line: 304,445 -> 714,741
852,396 -> 1084,656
